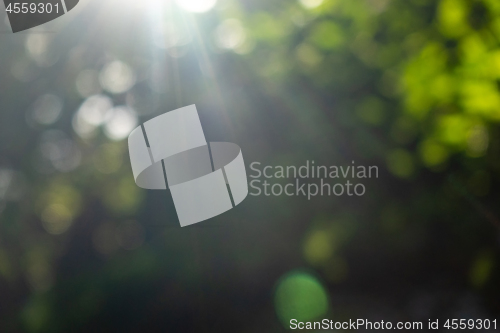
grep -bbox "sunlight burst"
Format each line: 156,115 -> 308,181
175,0 -> 217,13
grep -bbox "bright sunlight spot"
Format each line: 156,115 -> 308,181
299,0 -> 323,9
175,0 -> 217,13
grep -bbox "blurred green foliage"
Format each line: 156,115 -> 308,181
0,0 -> 499,332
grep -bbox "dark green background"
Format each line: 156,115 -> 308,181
0,0 -> 499,331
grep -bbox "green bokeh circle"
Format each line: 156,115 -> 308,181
274,271 -> 329,326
